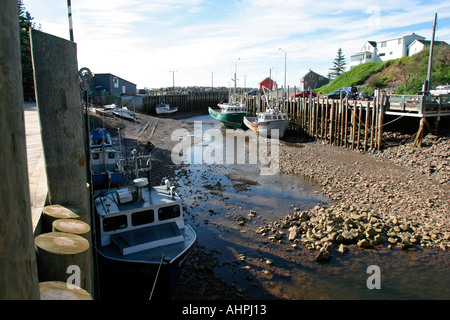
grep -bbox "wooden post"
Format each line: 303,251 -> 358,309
0,0 -> 40,299
357,104 -> 362,149
35,232 -> 90,290
370,96 -> 376,150
31,29 -> 93,295
42,204 -> 81,233
39,281 -> 92,300
52,219 -> 91,238
377,92 -> 385,151
364,102 -> 370,151
351,103 -> 356,149
344,99 -> 349,148
330,100 -> 335,144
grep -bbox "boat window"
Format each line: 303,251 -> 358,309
92,153 -> 100,160
132,209 -> 154,226
108,152 -> 115,159
158,204 -> 181,221
103,215 -> 127,232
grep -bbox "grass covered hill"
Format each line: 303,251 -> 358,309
316,44 -> 450,95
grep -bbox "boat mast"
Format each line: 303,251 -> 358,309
234,58 -> 240,102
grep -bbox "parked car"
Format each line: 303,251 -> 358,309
291,91 -> 317,98
246,89 -> 264,95
322,87 -> 358,100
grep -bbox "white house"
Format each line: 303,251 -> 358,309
350,33 -> 426,68
408,39 -> 449,56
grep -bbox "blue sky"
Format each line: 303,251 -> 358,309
23,0 -> 450,89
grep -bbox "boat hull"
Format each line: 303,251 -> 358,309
244,116 -> 289,138
95,225 -> 196,300
156,107 -> 178,114
208,107 -> 245,129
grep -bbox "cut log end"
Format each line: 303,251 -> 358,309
43,204 -> 81,219
35,232 -> 89,255
52,219 -> 90,236
39,281 -> 92,300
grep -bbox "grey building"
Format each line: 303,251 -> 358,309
90,73 -> 136,96
300,70 -> 329,91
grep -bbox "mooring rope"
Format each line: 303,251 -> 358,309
149,254 -> 165,300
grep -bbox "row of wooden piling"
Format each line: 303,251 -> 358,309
35,205 -> 92,300
245,91 -> 386,151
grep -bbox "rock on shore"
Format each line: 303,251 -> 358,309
264,131 -> 450,262
257,203 -> 450,262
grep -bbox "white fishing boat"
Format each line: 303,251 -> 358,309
156,103 -> 178,115
93,151 -> 196,300
243,88 -> 289,138
243,108 -> 289,138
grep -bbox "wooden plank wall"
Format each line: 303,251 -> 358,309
142,91 -> 229,114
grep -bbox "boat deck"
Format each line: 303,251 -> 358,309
98,224 -> 196,264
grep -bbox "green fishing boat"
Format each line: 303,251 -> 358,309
208,102 -> 248,129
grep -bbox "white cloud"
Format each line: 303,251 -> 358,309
23,0 -> 450,88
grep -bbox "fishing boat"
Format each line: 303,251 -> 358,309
156,103 -> 178,115
93,151 -> 196,300
112,106 -> 137,121
243,87 -> 289,138
90,128 -> 123,188
243,108 -> 289,138
208,101 -> 248,129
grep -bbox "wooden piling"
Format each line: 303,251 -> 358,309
39,281 -> 92,300
52,219 -> 91,238
35,232 -> 90,290
42,204 -> 81,233
31,29 -> 93,296
0,0 -> 40,300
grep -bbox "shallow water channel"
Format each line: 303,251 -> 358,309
173,115 -> 450,300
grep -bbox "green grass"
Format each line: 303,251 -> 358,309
316,60 -> 395,94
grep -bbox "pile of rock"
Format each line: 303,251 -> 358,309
375,134 -> 450,186
256,203 -> 450,262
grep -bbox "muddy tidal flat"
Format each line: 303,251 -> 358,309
89,110 -> 450,300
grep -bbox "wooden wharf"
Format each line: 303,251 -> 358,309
242,91 -> 450,150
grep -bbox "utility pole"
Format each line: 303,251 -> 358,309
424,13 -> 437,92
67,0 -> 74,41
279,48 -> 287,97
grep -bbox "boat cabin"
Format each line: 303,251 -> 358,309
257,111 -> 288,122
91,147 -> 120,174
219,103 -> 248,114
94,179 -> 187,256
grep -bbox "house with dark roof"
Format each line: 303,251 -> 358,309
89,73 -> 136,96
300,70 -> 329,91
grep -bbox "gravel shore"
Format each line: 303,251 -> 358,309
271,126 -> 450,260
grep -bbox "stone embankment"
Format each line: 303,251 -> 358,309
261,131 -> 450,262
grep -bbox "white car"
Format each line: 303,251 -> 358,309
430,85 -> 450,95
